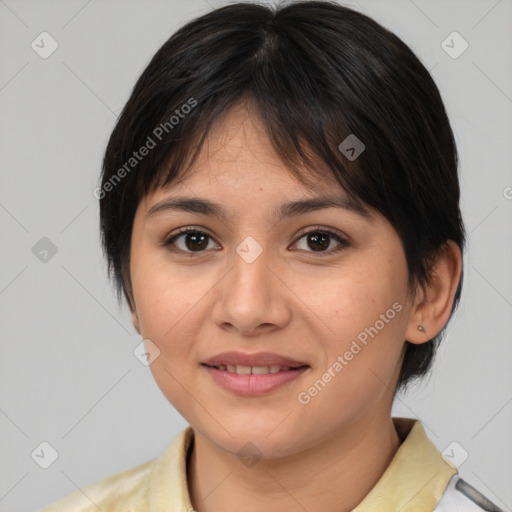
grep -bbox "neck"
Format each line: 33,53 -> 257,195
187,414 -> 401,512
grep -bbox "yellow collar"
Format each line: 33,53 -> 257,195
149,417 -> 456,512
353,417 -> 457,511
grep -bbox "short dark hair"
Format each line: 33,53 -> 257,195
99,0 -> 466,392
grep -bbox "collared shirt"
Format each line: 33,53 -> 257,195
38,417 -> 503,512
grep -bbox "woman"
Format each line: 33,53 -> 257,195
40,1 -> 503,510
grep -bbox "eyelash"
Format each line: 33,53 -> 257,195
161,225 -> 350,257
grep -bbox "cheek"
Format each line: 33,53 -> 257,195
291,250 -> 407,338
295,248 -> 408,392
131,258 -> 209,414
131,248 -> 205,337
296,303 -> 406,427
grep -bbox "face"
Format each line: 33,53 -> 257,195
129,101 -> 418,459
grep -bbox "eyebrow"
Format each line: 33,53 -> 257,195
146,195 -> 371,223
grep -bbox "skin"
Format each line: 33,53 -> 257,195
129,100 -> 462,512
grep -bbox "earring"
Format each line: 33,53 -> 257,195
417,325 -> 426,333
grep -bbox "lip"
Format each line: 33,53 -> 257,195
202,351 -> 308,368
202,364 -> 310,396
201,351 -> 310,396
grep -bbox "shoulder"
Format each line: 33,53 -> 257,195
37,426 -> 194,512
37,457 -> 157,512
434,475 -> 505,512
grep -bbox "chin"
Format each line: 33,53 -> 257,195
192,412 -> 311,461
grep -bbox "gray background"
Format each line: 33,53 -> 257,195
0,0 -> 511,510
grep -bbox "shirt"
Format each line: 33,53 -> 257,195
38,417 -> 504,512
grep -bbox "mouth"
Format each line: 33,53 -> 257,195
200,353 -> 310,396
202,350 -> 309,369
202,363 -> 308,375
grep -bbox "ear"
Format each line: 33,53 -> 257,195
405,240 -> 462,344
131,309 -> 141,335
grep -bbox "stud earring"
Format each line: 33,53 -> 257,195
417,325 -> 426,333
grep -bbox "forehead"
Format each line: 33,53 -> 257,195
159,99 -> 342,195
142,101 -> 372,223
138,98 -> 376,229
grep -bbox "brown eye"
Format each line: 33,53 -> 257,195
292,229 -> 350,256
164,228 -> 220,253
162,226 -> 349,257
305,232 -> 330,251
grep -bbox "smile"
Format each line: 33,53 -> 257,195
204,364 -> 297,374
201,363 -> 310,395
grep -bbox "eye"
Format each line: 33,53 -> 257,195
291,227 -> 350,256
163,227 -> 220,254
162,226 -> 350,257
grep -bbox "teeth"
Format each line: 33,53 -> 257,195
216,365 -> 296,375
251,366 -> 269,375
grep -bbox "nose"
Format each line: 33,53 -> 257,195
211,241 -> 292,337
